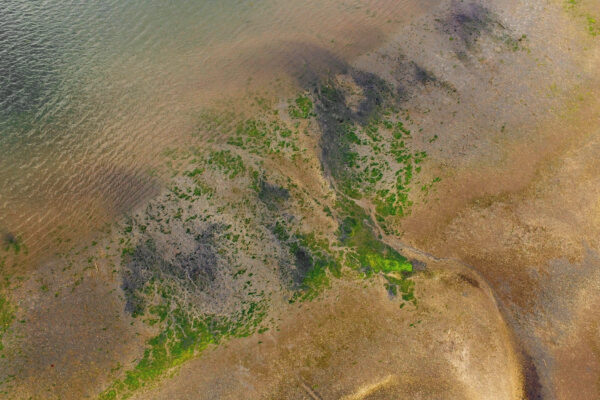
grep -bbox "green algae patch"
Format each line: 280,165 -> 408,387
339,212 -> 411,276
0,294 -> 14,351
226,115 -> 303,158
99,283 -> 267,400
586,15 -> 600,36
2,233 -> 27,255
362,252 -> 413,275
336,197 -> 415,302
313,74 -> 438,228
207,150 -> 245,179
566,0 -> 600,36
100,150 -> 273,399
288,95 -> 314,119
290,232 -> 343,302
271,221 -> 342,302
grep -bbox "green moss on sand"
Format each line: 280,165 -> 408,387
289,95 -> 314,119
207,150 -> 246,179
0,294 -> 14,351
99,283 -> 267,400
336,197 -> 415,301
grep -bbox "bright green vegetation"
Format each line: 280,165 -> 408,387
0,294 -> 14,351
284,229 -> 342,302
207,150 -> 245,179
218,95 -> 315,161
288,95 -> 314,119
587,15 -> 599,36
272,201 -> 413,303
566,0 -> 600,36
227,117 -> 303,159
337,111 -> 436,222
99,281 -> 267,400
336,197 -> 415,302
383,274 -> 415,302
314,77 -> 439,228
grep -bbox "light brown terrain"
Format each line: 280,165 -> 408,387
135,264 -> 522,400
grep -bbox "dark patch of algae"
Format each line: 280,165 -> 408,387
99,78 -> 436,399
